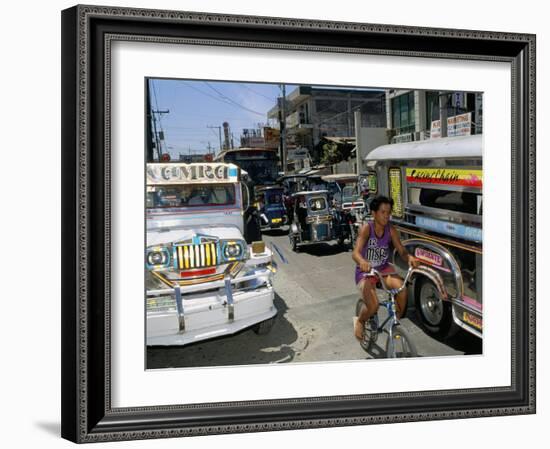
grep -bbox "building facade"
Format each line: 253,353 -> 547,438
268,86 -> 386,165
385,89 -> 483,143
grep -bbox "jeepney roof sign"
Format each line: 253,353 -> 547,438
321,173 -> 358,182
146,163 -> 240,185
406,168 -> 483,188
365,135 -> 482,162
293,190 -> 329,196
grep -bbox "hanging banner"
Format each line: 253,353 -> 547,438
431,112 -> 472,138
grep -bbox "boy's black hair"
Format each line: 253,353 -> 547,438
370,195 -> 394,212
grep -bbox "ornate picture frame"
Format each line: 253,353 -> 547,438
61,4 -> 535,443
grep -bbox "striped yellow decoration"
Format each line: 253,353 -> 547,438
211,243 -> 216,265
188,245 -> 194,268
177,246 -> 184,269
205,244 -> 211,266
185,246 -> 191,268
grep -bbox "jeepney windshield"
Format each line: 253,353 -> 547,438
308,197 -> 327,211
146,184 -> 236,208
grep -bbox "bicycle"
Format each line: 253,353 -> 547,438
355,266 -> 418,358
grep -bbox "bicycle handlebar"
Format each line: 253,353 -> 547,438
367,266 -> 415,296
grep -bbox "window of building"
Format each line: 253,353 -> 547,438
426,91 -> 440,129
391,92 -> 415,135
426,91 -> 480,134
315,99 -> 347,116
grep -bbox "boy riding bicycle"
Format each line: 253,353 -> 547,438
352,195 -> 419,341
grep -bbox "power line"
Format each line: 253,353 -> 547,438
182,81 -> 264,117
182,82 -> 239,109
239,84 -> 276,101
203,82 -> 265,117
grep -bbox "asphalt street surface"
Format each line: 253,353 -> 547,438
147,229 -> 481,369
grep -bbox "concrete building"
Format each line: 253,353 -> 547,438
385,89 -> 483,143
267,86 -> 386,165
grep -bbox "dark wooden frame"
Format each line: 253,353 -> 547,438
61,4 -> 536,443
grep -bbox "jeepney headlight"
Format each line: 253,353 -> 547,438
146,247 -> 171,269
220,240 -> 247,262
225,244 -> 241,258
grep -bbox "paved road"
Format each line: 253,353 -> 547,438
147,229 -> 481,369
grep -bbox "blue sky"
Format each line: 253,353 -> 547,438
148,79 -> 293,158
148,79 -> 383,159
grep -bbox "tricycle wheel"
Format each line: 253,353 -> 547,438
289,234 -> 298,252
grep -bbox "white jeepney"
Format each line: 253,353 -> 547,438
145,163 -> 277,346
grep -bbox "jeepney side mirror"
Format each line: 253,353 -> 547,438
241,182 -> 251,211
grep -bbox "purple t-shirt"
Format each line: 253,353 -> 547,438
355,221 -> 392,284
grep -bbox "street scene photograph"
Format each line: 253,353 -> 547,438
144,78 -> 483,369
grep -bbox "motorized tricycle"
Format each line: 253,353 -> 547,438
254,185 -> 289,231
288,190 -> 335,252
322,174 -> 367,250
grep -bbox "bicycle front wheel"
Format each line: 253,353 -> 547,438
386,326 -> 418,358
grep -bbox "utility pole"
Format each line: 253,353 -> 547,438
151,109 -> 169,160
439,92 -> 448,138
146,82 -> 154,162
207,125 -> 223,153
354,110 -> 362,175
279,84 -> 287,174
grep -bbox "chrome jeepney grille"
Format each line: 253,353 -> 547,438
174,243 -> 218,269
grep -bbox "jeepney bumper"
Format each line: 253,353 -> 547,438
146,270 -> 276,346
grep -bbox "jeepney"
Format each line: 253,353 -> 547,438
146,163 -> 277,346
321,173 -> 367,249
364,135 -> 483,339
288,190 -> 335,251
255,185 -> 289,230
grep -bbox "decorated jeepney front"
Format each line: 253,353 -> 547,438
365,135 -> 483,339
146,163 -> 277,346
